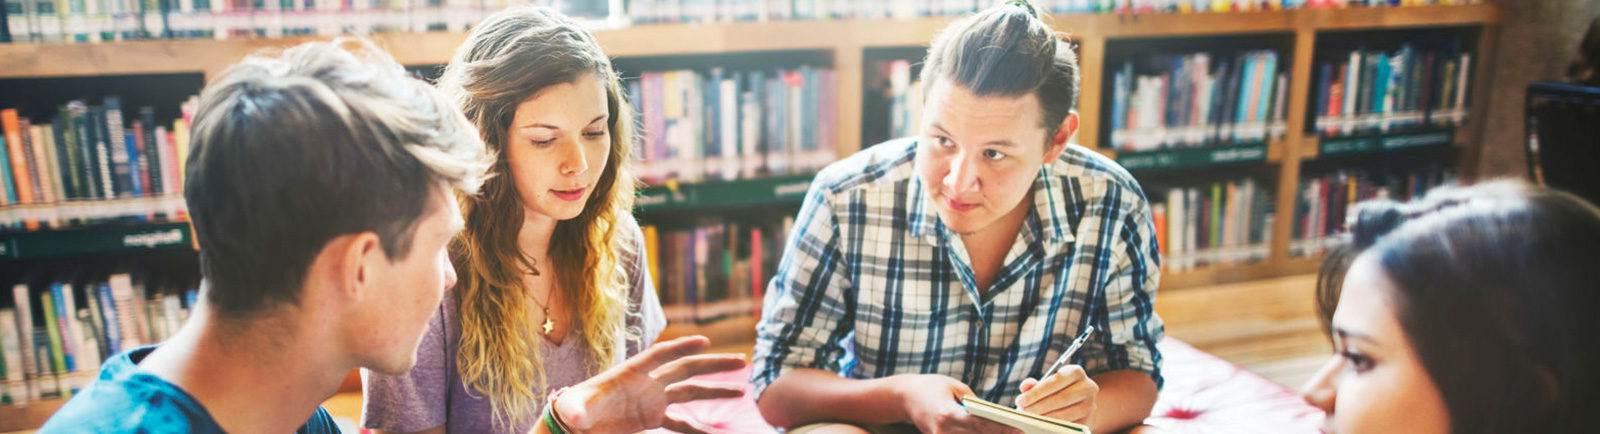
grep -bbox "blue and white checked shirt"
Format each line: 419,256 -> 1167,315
751,138 -> 1164,406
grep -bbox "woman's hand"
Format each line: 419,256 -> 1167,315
552,336 -> 748,434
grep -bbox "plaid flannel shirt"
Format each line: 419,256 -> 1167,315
751,138 -> 1165,406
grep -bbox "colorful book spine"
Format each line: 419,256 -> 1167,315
38,287 -> 65,375
10,284 -> 36,403
139,106 -> 162,195
30,124 -> 59,203
1,109 -> 27,204
0,308 -> 19,405
105,96 -> 134,196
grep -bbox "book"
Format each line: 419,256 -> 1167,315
18,118 -> 44,205
30,124 -> 60,203
140,106 -> 163,194
10,284 -> 36,403
1,109 -> 28,204
106,96 -> 133,196
0,308 -> 19,405
961,395 -> 1090,434
38,287 -> 65,376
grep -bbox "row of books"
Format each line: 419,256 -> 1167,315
0,98 -> 194,232
0,0 -> 1487,44
0,0 -> 612,43
1,274 -> 198,405
1109,50 -> 1289,152
628,66 -> 837,184
643,217 -> 789,324
1153,177 -> 1274,272
626,0 -> 1486,25
1312,45 -> 1473,137
1291,165 -> 1454,256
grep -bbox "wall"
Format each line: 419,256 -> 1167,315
1475,0 -> 1600,179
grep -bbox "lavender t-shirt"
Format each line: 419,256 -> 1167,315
361,220 -> 667,434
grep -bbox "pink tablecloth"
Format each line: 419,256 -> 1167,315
652,339 -> 1326,433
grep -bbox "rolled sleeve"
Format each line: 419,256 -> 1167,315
750,184 -> 856,398
1079,187 -> 1165,388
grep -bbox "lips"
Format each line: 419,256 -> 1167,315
552,187 -> 588,201
944,196 -> 981,212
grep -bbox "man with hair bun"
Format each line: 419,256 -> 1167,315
753,1 -> 1164,433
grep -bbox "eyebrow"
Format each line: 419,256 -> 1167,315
519,114 -> 609,131
1333,328 -> 1378,347
928,123 -> 1016,148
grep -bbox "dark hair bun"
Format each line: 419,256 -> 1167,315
1005,0 -> 1042,19
1348,200 -> 1408,249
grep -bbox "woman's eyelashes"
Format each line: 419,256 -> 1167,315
1340,349 -> 1375,373
529,130 -> 605,147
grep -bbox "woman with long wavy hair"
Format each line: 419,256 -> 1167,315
359,7 -> 745,434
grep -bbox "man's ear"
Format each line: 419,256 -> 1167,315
311,232 -> 384,303
1045,112 -> 1079,163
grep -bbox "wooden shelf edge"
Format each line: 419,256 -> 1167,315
0,398 -> 67,432
1162,256 -> 1323,291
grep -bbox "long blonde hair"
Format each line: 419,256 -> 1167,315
434,6 -> 638,430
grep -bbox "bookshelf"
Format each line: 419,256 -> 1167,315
0,4 -> 1500,428
0,221 -> 193,260
636,174 -> 813,214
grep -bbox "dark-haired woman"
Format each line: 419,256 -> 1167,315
1303,180 -> 1600,434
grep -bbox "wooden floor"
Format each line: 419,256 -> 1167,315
3,273 -> 1332,433
1158,273 -> 1331,390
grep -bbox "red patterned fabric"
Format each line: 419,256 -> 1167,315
650,339 -> 1326,433
1142,340 -> 1326,433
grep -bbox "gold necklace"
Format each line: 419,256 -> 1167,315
531,294 -> 555,335
528,260 -> 556,335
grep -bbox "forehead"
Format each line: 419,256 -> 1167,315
923,79 -> 1043,135
511,73 -> 608,121
1333,254 -> 1402,342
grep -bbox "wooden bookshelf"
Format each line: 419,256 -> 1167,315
0,8 -> 1501,426
0,4 -> 1496,283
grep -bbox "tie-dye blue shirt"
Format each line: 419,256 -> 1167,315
39,345 -> 340,434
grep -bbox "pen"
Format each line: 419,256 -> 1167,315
1042,325 -> 1096,380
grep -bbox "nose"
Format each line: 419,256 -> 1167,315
1300,356 -> 1341,414
560,139 -> 589,177
941,150 -> 981,196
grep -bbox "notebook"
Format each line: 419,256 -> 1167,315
961,395 -> 1092,434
